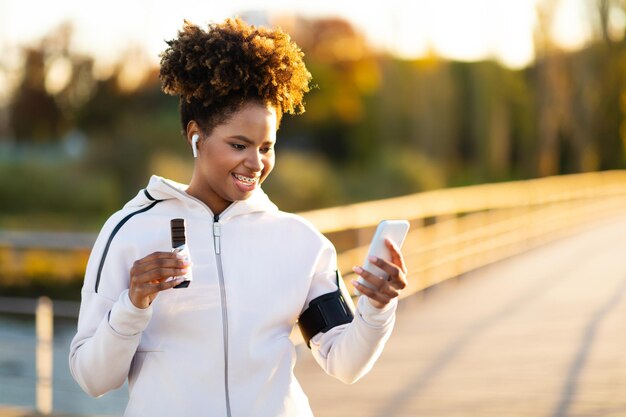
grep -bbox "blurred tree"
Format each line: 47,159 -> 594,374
454,61 -> 515,182
534,0 -> 566,177
77,65 -> 180,199
592,0 -> 626,43
9,47 -> 64,142
375,55 -> 457,181
280,16 -> 381,163
588,0 -> 626,169
8,22 -> 96,142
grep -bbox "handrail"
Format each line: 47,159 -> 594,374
0,296 -> 80,318
298,170 -> 626,232
302,171 -> 626,298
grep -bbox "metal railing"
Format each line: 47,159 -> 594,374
299,170 -> 626,298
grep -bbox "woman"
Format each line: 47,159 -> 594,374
70,18 -> 407,417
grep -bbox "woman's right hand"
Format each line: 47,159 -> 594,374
129,252 -> 190,309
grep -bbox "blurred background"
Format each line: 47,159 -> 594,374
3,0 -> 626,229
3,0 -> 626,415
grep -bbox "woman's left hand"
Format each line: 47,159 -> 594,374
351,238 -> 408,309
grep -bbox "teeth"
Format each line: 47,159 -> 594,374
234,174 -> 257,184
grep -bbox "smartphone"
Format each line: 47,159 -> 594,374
355,220 -> 410,294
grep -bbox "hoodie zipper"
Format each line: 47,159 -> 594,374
213,213 -> 232,417
156,180 -> 234,415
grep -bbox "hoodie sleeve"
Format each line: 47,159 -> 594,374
304,241 -> 397,384
69,212 -> 153,397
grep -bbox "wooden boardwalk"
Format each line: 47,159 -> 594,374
295,214 -> 626,417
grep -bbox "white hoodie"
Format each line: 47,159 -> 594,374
69,175 -> 396,417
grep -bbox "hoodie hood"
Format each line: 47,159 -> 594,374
124,175 -> 278,220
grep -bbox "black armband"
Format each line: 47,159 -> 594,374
298,271 -> 354,348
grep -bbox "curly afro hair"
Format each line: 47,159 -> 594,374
159,17 -> 312,136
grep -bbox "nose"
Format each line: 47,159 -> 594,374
244,149 -> 264,172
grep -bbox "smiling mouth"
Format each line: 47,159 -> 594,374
233,173 -> 259,185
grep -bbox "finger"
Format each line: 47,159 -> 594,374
134,251 -> 183,266
385,239 -> 408,274
353,265 -> 399,297
364,255 -> 407,292
351,280 -> 392,304
353,266 -> 386,290
365,256 -> 404,285
132,269 -> 188,287
145,256 -> 190,271
131,276 -> 185,306
378,283 -> 401,299
132,266 -> 189,285
144,276 -> 186,292
132,256 -> 189,276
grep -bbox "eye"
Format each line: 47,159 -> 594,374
260,146 -> 274,154
230,143 -> 246,151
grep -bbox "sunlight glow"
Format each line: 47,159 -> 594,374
45,57 -> 72,95
551,0 -> 592,50
2,0 -> 592,71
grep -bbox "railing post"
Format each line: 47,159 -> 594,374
36,296 -> 53,415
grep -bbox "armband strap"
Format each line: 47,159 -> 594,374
298,271 -> 354,348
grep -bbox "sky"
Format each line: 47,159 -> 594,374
0,0 -> 594,73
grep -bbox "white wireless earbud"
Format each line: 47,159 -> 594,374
191,134 -> 199,158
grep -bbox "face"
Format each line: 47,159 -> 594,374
186,102 -> 277,215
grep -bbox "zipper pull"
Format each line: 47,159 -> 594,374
213,215 -> 221,254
